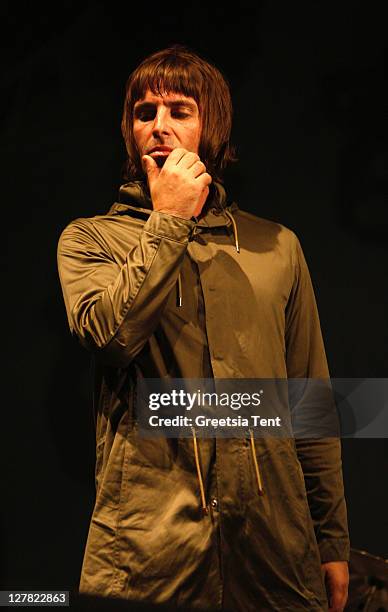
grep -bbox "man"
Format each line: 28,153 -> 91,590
57,45 -> 350,611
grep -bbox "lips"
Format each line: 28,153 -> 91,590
147,146 -> 173,167
148,146 -> 173,155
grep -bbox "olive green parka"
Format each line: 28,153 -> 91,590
57,181 -> 350,611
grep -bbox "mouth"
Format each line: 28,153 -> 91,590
147,146 -> 173,167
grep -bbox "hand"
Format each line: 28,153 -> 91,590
321,561 -> 349,612
142,148 -> 212,219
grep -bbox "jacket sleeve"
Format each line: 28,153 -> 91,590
57,210 -> 195,367
285,233 -> 350,564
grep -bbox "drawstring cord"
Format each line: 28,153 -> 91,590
176,272 -> 183,307
191,426 -> 265,513
225,209 -> 240,253
249,428 -> 265,496
191,427 -> 209,515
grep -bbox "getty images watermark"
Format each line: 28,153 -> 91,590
147,387 -> 281,430
135,378 -> 388,438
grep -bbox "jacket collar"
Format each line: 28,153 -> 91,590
110,180 -> 238,228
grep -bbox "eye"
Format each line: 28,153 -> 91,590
138,111 -> 155,122
172,110 -> 190,119
134,105 -> 156,122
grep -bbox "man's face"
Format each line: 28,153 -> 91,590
133,89 -> 201,169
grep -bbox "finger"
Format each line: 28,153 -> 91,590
193,186 -> 209,218
142,155 -> 160,185
195,171 -> 212,187
190,160 -> 206,178
177,151 -> 200,169
163,147 -> 187,167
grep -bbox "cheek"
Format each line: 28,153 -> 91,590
133,124 -> 146,150
183,125 -> 201,153
192,123 -> 202,152
194,130 -> 202,154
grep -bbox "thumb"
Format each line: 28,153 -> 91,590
142,155 -> 159,184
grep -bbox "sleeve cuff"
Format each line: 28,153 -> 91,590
318,538 -> 350,563
144,210 -> 196,244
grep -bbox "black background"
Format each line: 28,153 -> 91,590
1,0 -> 387,594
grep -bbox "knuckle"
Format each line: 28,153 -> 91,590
166,166 -> 178,178
185,151 -> 199,161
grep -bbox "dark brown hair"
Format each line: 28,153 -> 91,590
121,45 -> 236,182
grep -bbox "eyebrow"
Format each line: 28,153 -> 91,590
134,99 -> 198,113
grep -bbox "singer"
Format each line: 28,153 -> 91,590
57,45 -> 349,611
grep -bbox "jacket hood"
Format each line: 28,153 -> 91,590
107,181 -> 240,257
108,180 -> 237,223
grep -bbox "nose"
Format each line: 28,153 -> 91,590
152,107 -> 170,138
